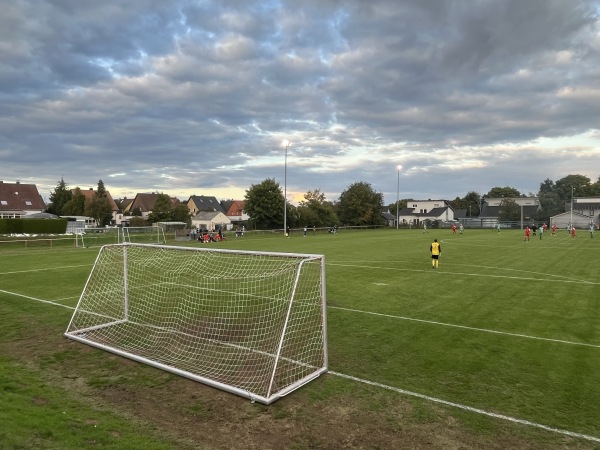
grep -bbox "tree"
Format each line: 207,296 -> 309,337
63,188 -> 86,216
463,191 -> 483,217
47,177 -> 72,216
297,189 -> 338,227
387,199 -> 408,217
486,186 -> 521,198
498,198 -> 520,221
337,182 -> 384,226
148,193 -> 174,224
244,178 -> 285,230
86,180 -> 113,227
172,202 -> 192,227
554,174 -> 592,201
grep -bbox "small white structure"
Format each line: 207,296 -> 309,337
191,211 -> 231,231
397,200 -> 455,226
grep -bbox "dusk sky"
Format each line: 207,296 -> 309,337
1,0 -> 599,205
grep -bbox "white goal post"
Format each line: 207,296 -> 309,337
64,243 -> 328,404
75,226 -> 166,248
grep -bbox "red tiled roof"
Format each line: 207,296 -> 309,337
72,188 -> 118,211
0,181 -> 46,211
225,200 -> 245,216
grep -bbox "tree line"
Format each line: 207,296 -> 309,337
47,178 -> 190,227
47,173 -> 599,230
245,173 -> 600,229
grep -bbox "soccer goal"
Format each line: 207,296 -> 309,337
75,226 -> 166,248
121,226 -> 166,244
64,243 -> 328,404
75,227 -> 120,248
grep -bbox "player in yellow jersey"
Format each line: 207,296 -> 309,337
430,238 -> 441,269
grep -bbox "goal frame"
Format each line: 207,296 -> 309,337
64,242 -> 328,404
75,226 -> 166,248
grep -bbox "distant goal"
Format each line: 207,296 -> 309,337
64,243 -> 328,404
75,226 -> 166,248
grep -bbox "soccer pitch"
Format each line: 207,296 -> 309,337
1,228 -> 599,449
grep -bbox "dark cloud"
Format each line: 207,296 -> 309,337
1,0 -> 599,204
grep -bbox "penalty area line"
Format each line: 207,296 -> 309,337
0,289 -> 74,310
329,370 -> 600,444
330,306 -> 600,349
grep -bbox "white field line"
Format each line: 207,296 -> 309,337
327,262 -> 599,285
0,289 -> 74,309
351,259 -> 590,284
0,264 -> 91,276
330,306 -> 600,349
329,370 -> 600,444
3,287 -> 600,444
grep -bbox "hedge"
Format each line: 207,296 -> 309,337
0,218 -> 68,234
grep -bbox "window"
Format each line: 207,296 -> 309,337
0,200 -> 7,205
25,201 -> 32,206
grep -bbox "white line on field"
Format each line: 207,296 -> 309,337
327,262 -> 599,285
0,289 -> 74,309
329,371 -> 600,444
0,264 -> 91,276
330,306 -> 600,349
4,288 -> 600,444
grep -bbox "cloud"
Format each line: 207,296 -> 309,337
1,0 -> 599,204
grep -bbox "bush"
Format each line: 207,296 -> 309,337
0,219 -> 68,235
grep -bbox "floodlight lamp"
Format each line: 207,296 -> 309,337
282,139 -> 292,148
397,164 -> 403,171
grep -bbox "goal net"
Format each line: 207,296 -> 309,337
64,243 -> 328,404
75,227 -> 120,248
75,226 -> 166,248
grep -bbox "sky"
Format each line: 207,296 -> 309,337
1,0 -> 599,206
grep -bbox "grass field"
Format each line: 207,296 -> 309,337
1,228 -> 599,449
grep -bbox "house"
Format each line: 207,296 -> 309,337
550,211 -> 594,230
124,193 -> 178,219
0,181 -> 46,218
550,197 -> 600,229
224,200 -> 249,224
397,200 -> 455,226
381,210 -> 396,227
478,197 -> 540,227
74,188 -> 120,224
568,197 -> 600,223
187,195 -> 225,216
191,211 -> 231,231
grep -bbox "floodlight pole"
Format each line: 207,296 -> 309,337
283,140 -> 292,236
396,165 -> 402,229
570,185 -> 574,227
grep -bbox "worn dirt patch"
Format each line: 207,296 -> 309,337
2,324 -> 597,450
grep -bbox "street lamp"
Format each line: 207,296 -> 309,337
282,140 -> 292,236
570,185 -> 575,228
396,165 -> 402,229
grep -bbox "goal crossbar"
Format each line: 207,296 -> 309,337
64,242 -> 328,404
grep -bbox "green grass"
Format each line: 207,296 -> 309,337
1,228 -> 599,448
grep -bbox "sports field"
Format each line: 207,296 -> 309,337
1,228 -> 599,449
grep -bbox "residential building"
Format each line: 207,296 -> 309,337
551,196 -> 600,229
224,200 -> 249,224
124,193 -> 178,220
74,188 -> 120,224
397,200 -> 455,226
191,211 -> 231,231
0,181 -> 46,218
187,195 -> 225,216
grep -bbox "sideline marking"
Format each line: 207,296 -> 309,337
329,371 -> 600,444
0,289 -> 74,310
330,306 -> 600,349
0,264 -> 90,276
4,288 -> 600,444
328,262 -> 599,285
